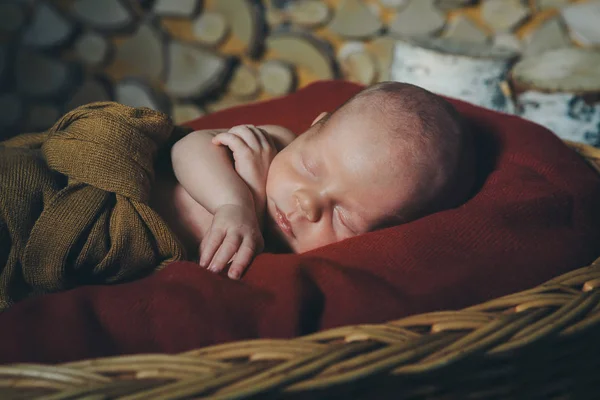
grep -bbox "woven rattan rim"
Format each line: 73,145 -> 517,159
1,141 -> 599,399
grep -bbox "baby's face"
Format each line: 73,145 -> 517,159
264,108 -> 424,253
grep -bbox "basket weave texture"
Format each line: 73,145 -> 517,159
2,141 -> 599,399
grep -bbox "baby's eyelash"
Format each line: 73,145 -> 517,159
335,207 -> 355,234
302,157 -> 316,176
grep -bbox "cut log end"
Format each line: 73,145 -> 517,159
192,11 -> 229,46
152,0 -> 202,18
369,36 -> 396,81
213,0 -> 264,56
22,1 -> 75,48
72,0 -> 137,33
259,60 -> 296,96
172,103 -> 205,125
266,32 -> 335,80
115,21 -> 167,82
228,64 -> 260,100
115,78 -> 171,114
329,0 -> 383,39
288,0 -> 331,28
165,41 -> 231,100
389,0 -> 445,38
511,48 -> 600,94
75,32 -> 114,67
338,42 -> 377,85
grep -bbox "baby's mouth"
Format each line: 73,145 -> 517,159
275,204 -> 295,238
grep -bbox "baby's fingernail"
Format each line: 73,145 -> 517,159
228,270 -> 239,279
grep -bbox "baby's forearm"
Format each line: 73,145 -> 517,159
171,130 -> 255,215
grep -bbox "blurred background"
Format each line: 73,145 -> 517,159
0,0 -> 598,143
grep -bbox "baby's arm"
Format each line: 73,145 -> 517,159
171,125 -> 294,223
171,128 -> 260,278
171,129 -> 255,216
171,125 -> 294,279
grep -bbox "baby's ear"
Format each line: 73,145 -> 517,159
311,112 -> 329,126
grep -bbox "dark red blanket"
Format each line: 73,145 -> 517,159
1,81 -> 599,364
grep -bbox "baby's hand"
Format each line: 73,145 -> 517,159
212,125 -> 277,222
199,203 -> 264,279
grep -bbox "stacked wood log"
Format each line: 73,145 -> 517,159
0,0 -> 598,144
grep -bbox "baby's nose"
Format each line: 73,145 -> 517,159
295,189 -> 322,223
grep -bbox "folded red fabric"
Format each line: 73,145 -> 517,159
1,80 -> 599,364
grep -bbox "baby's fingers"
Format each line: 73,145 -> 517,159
208,234 -> 242,273
199,226 -> 225,268
212,133 -> 251,158
227,239 -> 257,279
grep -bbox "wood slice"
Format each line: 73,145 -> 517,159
0,93 -> 24,132
22,1 -> 74,49
380,0 -> 408,9
481,0 -> 531,33
561,1 -> 600,46
213,0 -> 264,56
266,32 -> 335,80
534,0 -> 570,11
391,37 -> 519,112
115,20 -> 167,81
66,76 -> 113,111
164,40 -> 231,99
228,64 -> 260,100
523,17 -> 571,56
192,11 -> 229,47
259,60 -> 296,96
328,0 -> 383,39
368,35 -> 395,81
436,0 -> 477,11
265,8 -> 286,27
389,0 -> 445,38
338,42 -> 377,85
24,103 -> 62,132
511,48 -> 600,144
288,0 -> 331,28
0,2 -> 26,33
205,97 -> 248,113
172,103 -> 205,125
493,33 -> 523,53
72,0 -> 137,33
442,14 -> 490,44
152,0 -> 202,18
15,50 -> 81,100
115,77 -> 171,114
74,31 -> 114,67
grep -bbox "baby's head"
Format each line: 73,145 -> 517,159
265,82 -> 476,253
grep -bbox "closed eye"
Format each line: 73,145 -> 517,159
335,207 -> 356,235
302,157 -> 317,177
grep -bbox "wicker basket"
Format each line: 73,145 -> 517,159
1,141 -> 599,399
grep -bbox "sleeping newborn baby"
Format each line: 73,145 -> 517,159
153,81 -> 476,279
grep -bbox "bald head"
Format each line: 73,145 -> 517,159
334,82 -> 476,222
